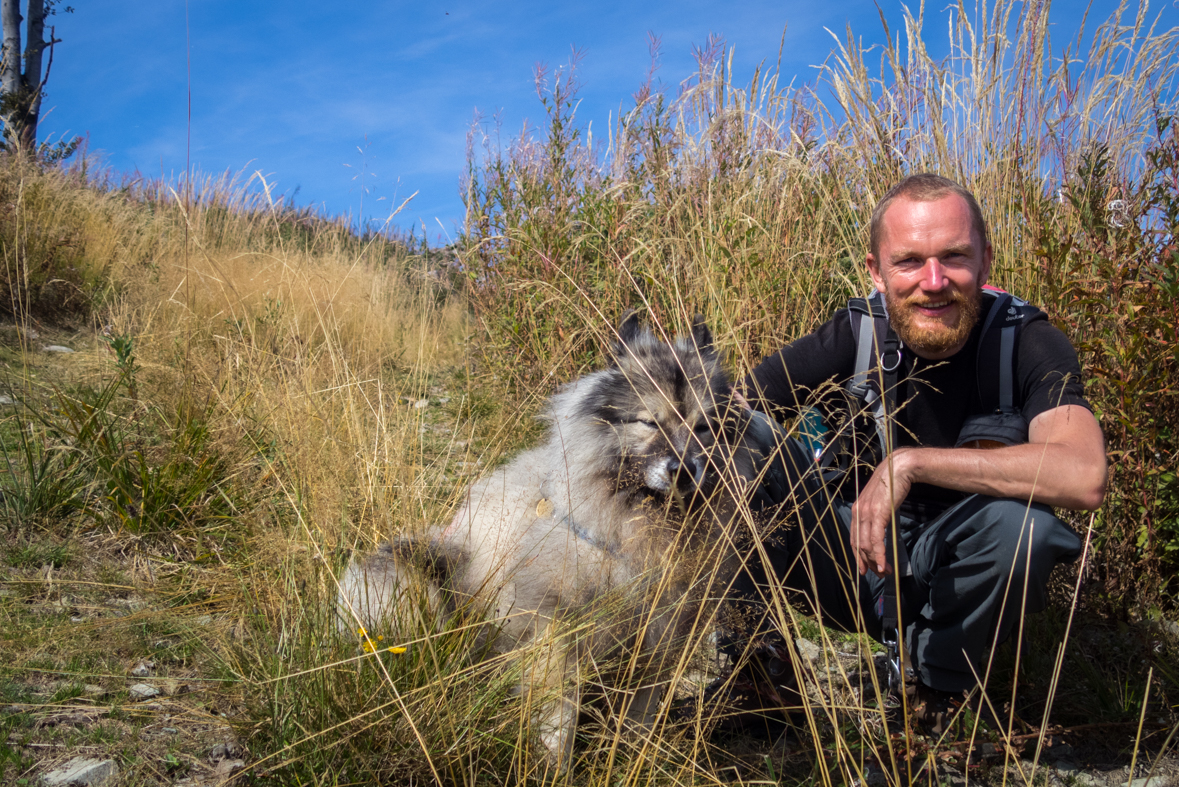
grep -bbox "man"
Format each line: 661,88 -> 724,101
737,173 -> 1107,730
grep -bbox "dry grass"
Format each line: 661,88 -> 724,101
1,0 -> 1178,785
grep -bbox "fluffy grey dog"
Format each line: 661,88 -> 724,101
338,313 -> 782,767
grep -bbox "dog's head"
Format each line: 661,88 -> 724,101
577,312 -> 743,504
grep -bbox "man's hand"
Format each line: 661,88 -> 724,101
850,450 -> 914,577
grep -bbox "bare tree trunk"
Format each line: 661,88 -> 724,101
0,0 -> 23,101
0,0 -> 51,154
21,0 -> 43,151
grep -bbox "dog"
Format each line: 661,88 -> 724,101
337,313 -> 785,767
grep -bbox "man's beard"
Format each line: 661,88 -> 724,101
884,287 -> 982,356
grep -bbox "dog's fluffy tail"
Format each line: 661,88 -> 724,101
336,538 -> 465,636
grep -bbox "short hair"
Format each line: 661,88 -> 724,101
868,174 -> 989,259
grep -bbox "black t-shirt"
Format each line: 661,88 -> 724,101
745,304 -> 1091,517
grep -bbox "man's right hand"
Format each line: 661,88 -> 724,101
849,449 -> 915,577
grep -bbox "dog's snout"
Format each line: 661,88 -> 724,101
668,457 -> 699,490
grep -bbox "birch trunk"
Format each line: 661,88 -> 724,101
0,0 -> 50,153
0,0 -> 22,101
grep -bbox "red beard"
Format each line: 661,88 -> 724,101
884,287 -> 982,356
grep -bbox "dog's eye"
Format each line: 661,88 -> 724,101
694,421 -> 718,434
637,419 -> 658,429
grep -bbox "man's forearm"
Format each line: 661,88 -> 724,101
891,440 -> 1105,511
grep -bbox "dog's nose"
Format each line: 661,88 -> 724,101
668,457 -> 699,489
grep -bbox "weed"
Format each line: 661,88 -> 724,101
0,717 -> 34,783
0,418 -> 85,530
4,540 -> 70,569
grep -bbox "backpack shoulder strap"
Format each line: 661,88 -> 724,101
975,287 -> 1045,415
846,291 -> 901,459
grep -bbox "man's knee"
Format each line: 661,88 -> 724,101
960,497 -> 1081,577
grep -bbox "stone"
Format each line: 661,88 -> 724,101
130,660 -> 155,677
1054,746 -> 1077,764
208,742 -> 241,762
862,764 -> 889,787
215,759 -> 246,778
0,395 -> 13,405
40,757 -> 118,786
42,345 -> 75,354
413,398 -> 429,409
795,637 -> 822,664
1129,778 -> 1162,787
109,596 -> 147,612
82,685 -> 107,699
128,683 -> 159,700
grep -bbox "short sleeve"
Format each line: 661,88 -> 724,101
1018,319 -> 1091,423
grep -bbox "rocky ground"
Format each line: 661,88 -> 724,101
1,564 -> 249,785
764,637 -> 1179,787
8,556 -> 1174,787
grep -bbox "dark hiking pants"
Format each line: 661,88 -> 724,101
732,413 -> 1084,693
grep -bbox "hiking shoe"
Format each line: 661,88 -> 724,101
907,680 -> 962,736
902,680 -> 1003,737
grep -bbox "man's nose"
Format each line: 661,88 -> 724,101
919,257 -> 947,291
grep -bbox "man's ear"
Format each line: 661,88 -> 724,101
866,253 -> 887,294
979,243 -> 994,288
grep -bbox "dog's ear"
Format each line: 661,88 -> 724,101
690,314 -> 713,352
609,310 -> 644,365
617,310 -> 643,346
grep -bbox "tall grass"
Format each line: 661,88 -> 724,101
463,0 -> 1179,610
0,0 -> 1176,785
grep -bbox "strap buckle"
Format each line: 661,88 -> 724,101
880,346 -> 903,373
882,626 -> 903,696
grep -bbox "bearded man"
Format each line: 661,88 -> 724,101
735,173 -> 1107,731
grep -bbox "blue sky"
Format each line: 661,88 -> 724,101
34,0 -> 1179,245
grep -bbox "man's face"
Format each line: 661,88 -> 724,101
866,194 -> 993,360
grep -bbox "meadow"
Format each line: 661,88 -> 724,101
1,1 -> 1178,785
